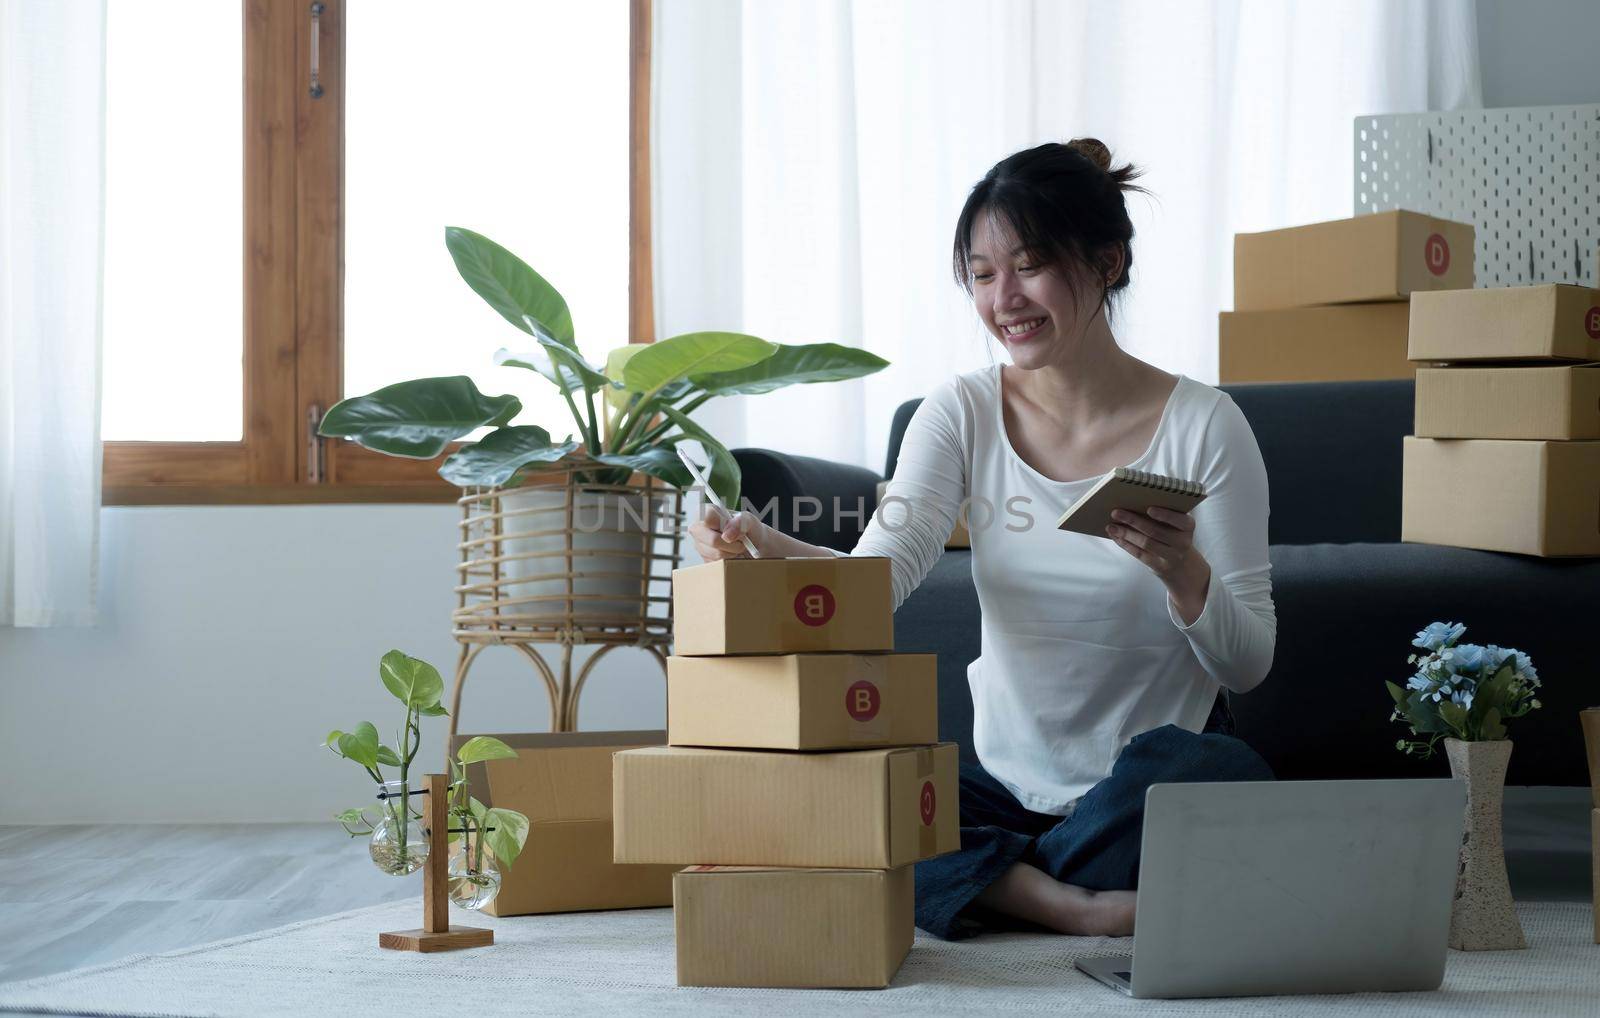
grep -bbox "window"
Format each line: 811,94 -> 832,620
101,0 -> 654,504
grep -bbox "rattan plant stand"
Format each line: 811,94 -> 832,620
445,460 -> 684,746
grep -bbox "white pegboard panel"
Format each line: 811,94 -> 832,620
1354,104 -> 1600,289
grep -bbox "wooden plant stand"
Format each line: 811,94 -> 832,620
379,773 -> 492,953
445,469 -> 684,743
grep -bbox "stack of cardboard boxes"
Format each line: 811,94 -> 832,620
1401,253 -> 1600,557
613,556 -> 960,988
1220,210 -> 1475,384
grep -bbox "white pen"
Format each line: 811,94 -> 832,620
676,444 -> 761,559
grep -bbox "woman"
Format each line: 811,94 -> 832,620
689,138 -> 1275,941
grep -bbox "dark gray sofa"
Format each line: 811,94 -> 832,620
734,379 -> 1600,788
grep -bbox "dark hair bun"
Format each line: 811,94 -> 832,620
953,138 -> 1148,301
1066,137 -> 1113,171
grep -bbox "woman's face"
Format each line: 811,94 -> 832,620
966,211 -> 1108,371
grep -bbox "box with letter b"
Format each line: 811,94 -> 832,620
671,557 -> 893,655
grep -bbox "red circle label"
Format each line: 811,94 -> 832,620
1424,233 -> 1450,276
1585,306 -> 1600,340
919,781 -> 937,826
793,584 -> 836,627
845,680 -> 881,721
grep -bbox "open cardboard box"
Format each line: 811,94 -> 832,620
1408,284 -> 1600,363
1401,437 -> 1600,557
1414,364 -> 1600,440
614,743 -> 959,868
1233,210 -> 1473,311
674,865 -> 914,988
1217,303 -> 1413,383
450,730 -> 676,917
667,652 -> 938,751
672,557 -> 894,656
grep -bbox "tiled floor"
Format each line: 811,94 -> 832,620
0,787 -> 1592,1012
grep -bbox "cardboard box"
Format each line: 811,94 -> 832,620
1401,437 -> 1600,557
451,731 -> 676,916
674,865 -> 913,988
1218,303 -> 1413,383
877,480 -> 969,547
1415,364 -> 1600,440
613,743 -> 959,867
1233,210 -> 1474,311
672,557 -> 893,656
668,653 -> 938,750
1408,285 -> 1600,363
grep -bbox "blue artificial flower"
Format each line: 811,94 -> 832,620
1451,644 -> 1487,675
1513,651 -> 1538,683
1450,689 -> 1474,710
1406,673 -> 1432,692
1413,622 -> 1466,652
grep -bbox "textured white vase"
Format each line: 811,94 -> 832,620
496,489 -> 663,622
1445,738 -> 1527,951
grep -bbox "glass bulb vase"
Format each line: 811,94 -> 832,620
447,830 -> 502,911
368,780 -> 429,876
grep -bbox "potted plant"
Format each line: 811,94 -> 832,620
1386,621 -> 1542,951
318,228 -> 888,619
326,650 -> 528,911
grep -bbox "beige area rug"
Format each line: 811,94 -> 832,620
1,901 -> 1596,1017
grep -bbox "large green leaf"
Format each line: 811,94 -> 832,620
692,342 -> 889,396
591,446 -> 694,490
483,807 -> 530,868
621,332 -> 776,395
604,345 -> 650,409
661,407 -> 741,509
318,377 -> 521,459
455,735 -> 519,767
445,227 -> 575,345
379,650 -> 445,711
496,337 -> 611,396
438,426 -> 579,487
335,722 -> 381,769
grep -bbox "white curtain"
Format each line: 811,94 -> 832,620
1,0 -> 106,626
653,0 -> 1481,470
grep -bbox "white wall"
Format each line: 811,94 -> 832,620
1476,0 -> 1600,108
0,507 -> 668,823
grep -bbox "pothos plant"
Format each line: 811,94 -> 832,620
316,228 -> 889,507
326,650 -> 529,879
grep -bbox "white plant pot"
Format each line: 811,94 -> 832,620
495,488 -> 664,622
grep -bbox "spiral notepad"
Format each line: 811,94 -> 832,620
1055,467 -> 1208,538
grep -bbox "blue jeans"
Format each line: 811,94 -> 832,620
914,722 -> 1274,940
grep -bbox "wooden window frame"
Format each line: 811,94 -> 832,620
103,0 -> 654,506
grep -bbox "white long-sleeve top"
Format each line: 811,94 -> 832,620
835,365 -> 1275,814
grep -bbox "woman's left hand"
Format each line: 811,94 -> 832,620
1106,507 -> 1211,624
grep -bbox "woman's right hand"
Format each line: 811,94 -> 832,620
689,506 -> 766,561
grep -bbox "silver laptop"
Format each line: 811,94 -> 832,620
1075,778 -> 1466,999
